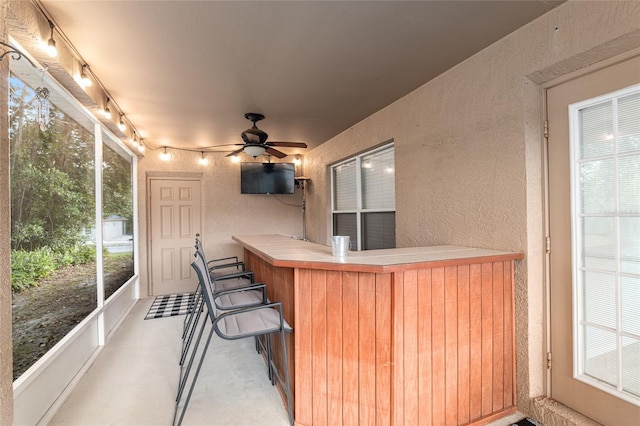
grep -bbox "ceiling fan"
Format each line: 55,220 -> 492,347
225,113 -> 307,158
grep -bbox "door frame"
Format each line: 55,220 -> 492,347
146,172 -> 204,296
542,51 -> 640,408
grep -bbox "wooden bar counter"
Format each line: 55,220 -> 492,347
233,234 -> 524,426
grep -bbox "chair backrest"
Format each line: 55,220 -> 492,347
194,235 -> 244,274
191,253 -> 217,322
194,237 -> 207,263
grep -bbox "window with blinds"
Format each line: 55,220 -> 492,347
331,144 -> 395,250
570,85 -> 640,403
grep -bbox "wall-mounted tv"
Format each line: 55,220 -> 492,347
241,162 -> 295,194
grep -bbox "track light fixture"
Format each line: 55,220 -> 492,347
101,98 -> 111,119
80,64 -> 91,87
118,114 -> 126,132
31,6 -> 145,157
46,20 -> 57,57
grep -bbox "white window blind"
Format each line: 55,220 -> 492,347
361,148 -> 395,210
333,160 -> 357,211
571,86 -> 640,402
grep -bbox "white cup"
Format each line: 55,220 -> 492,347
331,235 -> 351,257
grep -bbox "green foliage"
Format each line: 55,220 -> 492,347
11,245 -> 97,292
10,248 -> 57,291
8,74 -> 131,292
10,74 -> 96,251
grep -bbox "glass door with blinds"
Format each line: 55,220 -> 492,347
331,144 -> 396,250
568,86 -> 640,404
547,54 -> 640,425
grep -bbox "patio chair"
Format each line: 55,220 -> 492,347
189,236 -> 271,359
182,234 -> 252,341
183,234 -> 246,332
174,254 -> 293,426
180,251 -> 267,366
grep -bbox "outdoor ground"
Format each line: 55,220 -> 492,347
11,255 -> 135,379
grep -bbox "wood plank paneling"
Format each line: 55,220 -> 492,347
457,265 -> 470,424
402,270 -> 419,424
375,273 -> 392,426
311,270 -> 328,425
342,271 -> 359,425
431,267 -> 446,425
392,272 -> 404,426
417,269 -> 433,425
359,272 -> 377,425
469,263 -> 483,421
295,267 -> 313,425
326,271 -> 343,426
503,261 -> 515,409
492,262 -> 505,413
481,262 -> 494,417
445,266 -> 459,426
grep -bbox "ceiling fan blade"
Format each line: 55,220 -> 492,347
266,141 -> 308,148
265,147 -> 287,158
206,143 -> 244,148
225,148 -> 245,157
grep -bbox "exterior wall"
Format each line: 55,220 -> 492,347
136,149 -> 304,296
0,0 -> 13,423
302,1 -> 640,423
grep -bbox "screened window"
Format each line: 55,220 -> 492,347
331,144 -> 395,250
102,137 -> 135,300
10,58 -> 136,380
570,85 -> 640,402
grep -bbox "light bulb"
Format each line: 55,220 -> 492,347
81,65 -> 91,87
198,152 -> 209,166
46,21 -> 57,57
118,116 -> 126,132
47,38 -> 57,57
159,147 -> 171,161
231,155 -> 240,163
103,107 -> 111,120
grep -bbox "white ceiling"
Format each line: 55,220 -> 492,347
39,0 -> 564,157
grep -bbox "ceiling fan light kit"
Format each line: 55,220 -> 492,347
224,112 -> 308,159
243,144 -> 266,158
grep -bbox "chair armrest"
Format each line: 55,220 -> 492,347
214,282 -> 266,297
211,270 -> 254,282
214,282 -> 268,305
208,258 -> 245,272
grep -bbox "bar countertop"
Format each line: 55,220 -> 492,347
232,234 -> 524,273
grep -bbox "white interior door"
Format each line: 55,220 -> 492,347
547,55 -> 640,425
149,179 -> 201,295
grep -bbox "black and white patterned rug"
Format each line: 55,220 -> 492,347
144,292 -> 195,320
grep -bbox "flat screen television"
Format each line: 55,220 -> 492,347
241,162 -> 295,194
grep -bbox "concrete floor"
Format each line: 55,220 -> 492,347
49,298 -> 290,426
48,297 -> 526,426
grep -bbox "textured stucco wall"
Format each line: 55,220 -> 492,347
136,149 -> 304,296
303,1 -> 640,423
